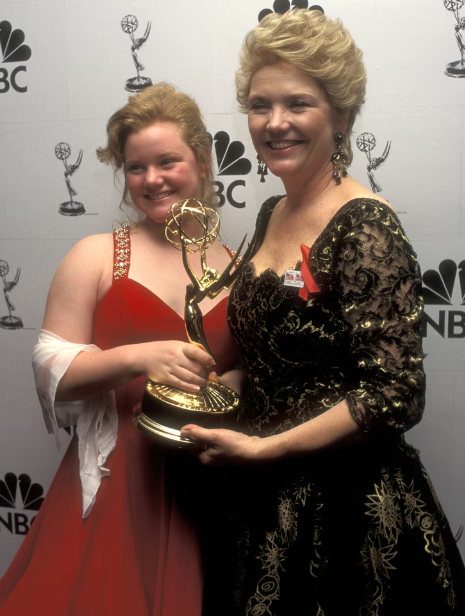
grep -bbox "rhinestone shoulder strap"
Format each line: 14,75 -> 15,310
113,225 -> 131,281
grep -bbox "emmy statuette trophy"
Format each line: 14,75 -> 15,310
55,142 -> 85,216
0,260 -> 23,330
133,199 -> 255,444
356,132 -> 391,194
121,15 -> 153,93
444,0 -> 465,77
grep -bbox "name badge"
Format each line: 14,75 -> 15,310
283,269 -> 304,288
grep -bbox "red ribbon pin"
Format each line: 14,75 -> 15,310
298,244 -> 320,301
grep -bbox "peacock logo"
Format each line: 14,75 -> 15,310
213,131 -> 252,176
423,259 -> 465,306
0,21 -> 31,93
210,132 -> 252,208
0,21 -> 31,63
0,473 -> 44,535
258,1 -> 324,22
422,259 -> 465,338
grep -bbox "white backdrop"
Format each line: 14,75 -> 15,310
0,0 -> 464,575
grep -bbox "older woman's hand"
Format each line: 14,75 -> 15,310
180,425 -> 281,466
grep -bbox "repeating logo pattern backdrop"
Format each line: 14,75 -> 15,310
0,0 -> 464,576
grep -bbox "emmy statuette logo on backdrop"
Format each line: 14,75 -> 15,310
444,0 -> 465,77
211,131 -> 252,208
0,20 -> 31,94
422,259 -> 465,338
356,132 -> 391,194
0,473 -> 44,536
55,142 -> 85,216
121,15 -> 152,93
0,260 -> 23,330
258,1 -> 324,22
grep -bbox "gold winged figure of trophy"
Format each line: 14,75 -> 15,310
133,199 -> 255,444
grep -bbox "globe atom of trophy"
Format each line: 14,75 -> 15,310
356,132 -> 376,154
133,199 -> 256,445
55,142 -> 71,161
166,200 -> 220,256
444,0 -> 464,11
121,14 -> 138,34
0,260 -> 9,279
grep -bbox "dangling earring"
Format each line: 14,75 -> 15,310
257,155 -> 268,183
331,132 -> 349,181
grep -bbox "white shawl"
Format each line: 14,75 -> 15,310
32,329 -> 118,518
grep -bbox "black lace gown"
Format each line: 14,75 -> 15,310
222,196 -> 465,616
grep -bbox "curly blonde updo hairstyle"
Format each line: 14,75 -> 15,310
97,83 -> 214,209
235,9 -> 366,164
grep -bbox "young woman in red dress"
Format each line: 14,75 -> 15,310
0,83 -> 239,616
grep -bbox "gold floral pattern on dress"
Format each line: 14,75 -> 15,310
246,530 -> 286,616
360,531 -> 397,615
239,480 -> 325,616
310,521 -> 325,579
361,470 -> 403,616
234,528 -> 250,608
423,466 -> 445,519
396,474 -> 426,528
361,465 -> 458,614
361,531 -> 398,579
365,471 -> 402,543
292,481 -> 314,507
277,495 -> 297,544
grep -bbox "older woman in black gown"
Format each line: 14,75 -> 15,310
183,9 -> 465,615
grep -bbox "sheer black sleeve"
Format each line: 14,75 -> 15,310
326,201 -> 426,435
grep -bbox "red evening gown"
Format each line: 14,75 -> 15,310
0,231 -> 237,615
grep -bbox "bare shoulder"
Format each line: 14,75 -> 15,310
344,178 -> 394,211
57,233 -> 112,280
65,232 -> 113,262
43,233 -> 114,341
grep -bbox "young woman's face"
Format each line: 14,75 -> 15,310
248,63 -> 343,182
124,122 -> 203,224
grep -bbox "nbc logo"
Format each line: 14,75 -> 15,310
211,131 -> 251,208
0,20 -> 31,93
422,259 -> 465,338
258,1 -> 324,22
0,473 -> 44,535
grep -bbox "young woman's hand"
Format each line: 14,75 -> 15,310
131,340 -> 214,392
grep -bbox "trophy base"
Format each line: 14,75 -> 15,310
59,201 -> 86,216
125,77 -> 153,92
0,316 -> 23,330
133,379 -> 241,445
445,61 -> 465,77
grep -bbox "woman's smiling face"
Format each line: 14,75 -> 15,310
124,122 -> 203,225
248,63 -> 343,183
